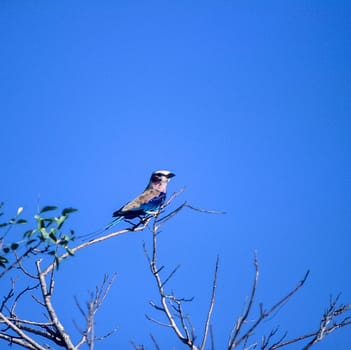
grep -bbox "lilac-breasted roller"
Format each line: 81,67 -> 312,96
106,170 -> 175,229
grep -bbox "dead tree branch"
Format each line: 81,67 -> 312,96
143,208 -> 222,350
0,242 -> 42,279
0,312 -> 47,350
143,220 -> 198,349
266,295 -> 351,350
228,255 -> 260,349
36,259 -> 75,350
42,218 -> 152,276
228,262 -> 309,350
1,196 -> 350,349
74,273 -> 118,350
200,255 -> 219,350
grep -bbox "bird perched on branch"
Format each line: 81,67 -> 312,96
106,169 -> 175,230
78,170 -> 175,241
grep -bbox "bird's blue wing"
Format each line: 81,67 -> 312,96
113,189 -> 165,217
139,191 -> 166,213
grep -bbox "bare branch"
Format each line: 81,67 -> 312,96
265,296 -> 351,350
163,188 -> 186,207
156,202 -> 188,227
150,333 -> 161,350
210,325 -> 215,350
130,340 -> 145,350
4,317 -> 53,327
261,328 -> 284,350
157,200 -> 225,229
0,312 -> 47,350
0,278 -> 15,312
229,259 -> 310,350
2,196 -> 350,350
229,254 -> 259,349
0,332 -> 38,350
200,256 -> 219,350
143,196 -> 227,350
36,259 -> 75,350
0,242 -> 41,279
17,258 -> 40,279
264,270 -> 310,317
42,218 -> 152,276
161,265 -> 181,289
183,204 -> 226,215
145,314 -> 173,328
73,273 -> 118,349
144,215 -> 198,349
11,283 -> 39,316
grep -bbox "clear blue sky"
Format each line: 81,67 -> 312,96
1,1 -> 351,349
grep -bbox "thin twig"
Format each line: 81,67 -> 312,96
229,254 -> 259,349
73,274 -> 118,349
150,333 -> 161,350
0,242 -> 41,279
11,284 -> 39,316
161,265 -> 181,289
229,267 -> 310,350
200,256 -> 219,350
0,278 -> 15,312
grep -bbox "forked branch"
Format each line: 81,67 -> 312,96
74,273 -> 118,350
228,261 -> 309,350
143,207 -> 222,350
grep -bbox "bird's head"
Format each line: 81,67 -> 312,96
147,170 -> 175,192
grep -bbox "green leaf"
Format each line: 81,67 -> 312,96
0,255 -> 8,262
39,219 -> 46,229
0,223 -> 8,228
56,216 -> 66,230
23,229 -> 36,238
40,206 -> 58,214
0,256 -> 8,268
11,243 -> 19,250
49,232 -> 57,242
62,207 -> 78,216
26,239 -> 37,245
16,219 -> 27,224
3,247 -> 10,254
60,234 -> 70,242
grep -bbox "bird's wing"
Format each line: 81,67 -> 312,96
120,188 -> 162,212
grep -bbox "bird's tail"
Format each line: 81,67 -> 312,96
77,217 -> 123,242
103,216 -> 123,231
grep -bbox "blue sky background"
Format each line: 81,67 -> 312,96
1,1 -> 351,349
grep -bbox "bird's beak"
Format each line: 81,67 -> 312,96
167,173 -> 176,178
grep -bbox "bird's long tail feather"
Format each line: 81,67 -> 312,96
77,217 -> 123,242
103,216 -> 123,231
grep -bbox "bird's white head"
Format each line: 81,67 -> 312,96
147,170 -> 175,192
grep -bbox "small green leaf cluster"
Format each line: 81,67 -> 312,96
0,203 -> 78,269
